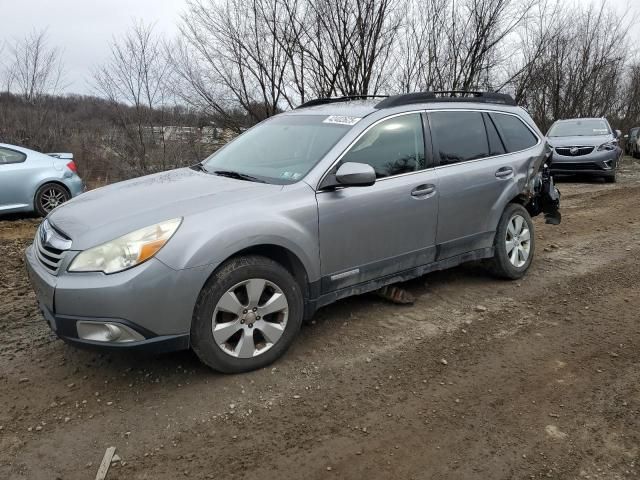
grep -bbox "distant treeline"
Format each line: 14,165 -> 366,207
1,0 -> 640,183
0,92 -> 228,184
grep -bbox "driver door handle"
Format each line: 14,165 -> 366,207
411,184 -> 436,197
495,167 -> 514,178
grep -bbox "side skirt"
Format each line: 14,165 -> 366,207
308,247 -> 494,311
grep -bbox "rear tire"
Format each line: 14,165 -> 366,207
34,183 -> 70,217
191,255 -> 303,373
487,203 -> 535,280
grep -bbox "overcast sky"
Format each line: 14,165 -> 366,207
1,0 -> 185,95
1,0 -> 638,95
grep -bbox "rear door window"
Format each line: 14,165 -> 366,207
429,111 -> 489,166
490,113 -> 538,152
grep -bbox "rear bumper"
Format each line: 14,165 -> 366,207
63,175 -> 85,198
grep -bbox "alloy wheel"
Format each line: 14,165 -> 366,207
40,187 -> 67,212
212,278 -> 289,358
505,214 -> 531,268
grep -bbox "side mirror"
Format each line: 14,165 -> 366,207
615,129 -> 622,138
334,162 -> 376,187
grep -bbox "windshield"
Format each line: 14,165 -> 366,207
547,119 -> 611,137
202,115 -> 355,184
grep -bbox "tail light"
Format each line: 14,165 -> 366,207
66,161 -> 78,173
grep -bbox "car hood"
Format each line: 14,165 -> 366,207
48,168 -> 283,250
547,135 -> 613,147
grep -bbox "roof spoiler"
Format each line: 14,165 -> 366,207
47,152 -> 74,160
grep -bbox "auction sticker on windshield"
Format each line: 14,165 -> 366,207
323,115 -> 361,126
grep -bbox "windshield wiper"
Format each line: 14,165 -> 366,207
212,170 -> 266,183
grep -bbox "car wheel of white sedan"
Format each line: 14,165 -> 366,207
35,183 -> 70,216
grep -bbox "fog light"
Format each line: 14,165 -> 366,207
76,321 -> 145,343
105,324 -> 122,341
603,160 -> 612,170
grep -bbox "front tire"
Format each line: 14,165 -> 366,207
487,203 -> 535,279
34,183 -> 70,217
191,255 -> 303,373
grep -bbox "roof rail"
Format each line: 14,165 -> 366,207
375,91 -> 517,109
296,95 -> 388,109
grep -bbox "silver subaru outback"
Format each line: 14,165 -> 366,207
25,91 -> 561,373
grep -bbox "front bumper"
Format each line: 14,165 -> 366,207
38,303 -> 189,353
25,244 -> 212,353
550,148 -> 620,176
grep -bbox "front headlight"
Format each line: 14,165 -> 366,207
597,141 -> 617,151
68,218 -> 182,274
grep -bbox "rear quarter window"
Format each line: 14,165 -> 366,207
0,147 -> 27,165
490,113 -> 538,153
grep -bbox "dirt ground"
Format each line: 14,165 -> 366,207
1,159 -> 640,480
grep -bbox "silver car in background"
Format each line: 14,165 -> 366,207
625,127 -> 640,158
547,118 -> 622,183
0,143 -> 84,216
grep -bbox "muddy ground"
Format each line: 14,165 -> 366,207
1,159 -> 640,480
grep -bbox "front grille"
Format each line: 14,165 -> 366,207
34,221 -> 71,275
555,146 -> 595,157
552,162 -> 601,171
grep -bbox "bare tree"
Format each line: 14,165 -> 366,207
4,0 -> 640,188
493,0 -> 562,101
4,29 -> 65,101
621,63 -> 640,130
175,0 -> 402,128
0,29 -> 66,149
290,0 -> 401,98
175,0 -> 298,130
507,1 -> 632,130
394,0 -> 540,93
93,21 -> 175,175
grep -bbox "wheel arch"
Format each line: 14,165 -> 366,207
194,242 -> 317,324
488,180 -> 529,232
231,244 -> 311,297
34,179 -> 71,199
33,179 -> 71,211
508,193 -> 529,206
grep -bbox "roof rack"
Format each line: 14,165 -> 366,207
375,91 -> 517,109
296,95 -> 388,109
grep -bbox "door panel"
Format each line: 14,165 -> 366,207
317,171 -> 439,291
428,110 -> 516,258
316,112 -> 439,292
0,149 -> 32,211
435,156 -> 516,258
